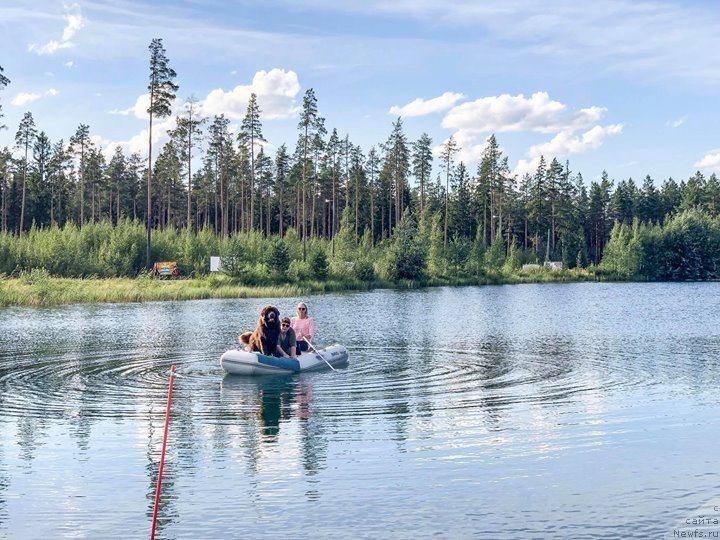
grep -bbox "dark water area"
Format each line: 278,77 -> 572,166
2,283 -> 720,539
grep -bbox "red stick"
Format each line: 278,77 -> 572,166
150,364 -> 176,540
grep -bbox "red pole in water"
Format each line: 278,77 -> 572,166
150,364 -> 176,540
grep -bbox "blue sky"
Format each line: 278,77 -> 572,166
2,0 -> 720,185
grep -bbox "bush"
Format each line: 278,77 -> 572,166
309,249 -> 329,280
353,259 -> 375,281
265,238 -> 291,275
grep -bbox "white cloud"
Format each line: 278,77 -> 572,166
64,61 -> 74,68
667,116 -> 685,128
101,69 -> 300,161
101,115 -> 176,162
12,93 -> 42,107
108,94 -> 150,117
442,91 -> 605,134
11,88 -> 58,106
389,91 -> 465,117
528,124 -> 624,158
28,7 -> 85,56
432,129 -> 490,165
202,68 -> 301,120
512,157 -> 542,179
694,151 -> 720,172
509,124 -> 623,178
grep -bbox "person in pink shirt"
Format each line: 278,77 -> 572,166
290,301 -> 314,353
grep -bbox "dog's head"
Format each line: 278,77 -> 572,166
259,304 -> 280,331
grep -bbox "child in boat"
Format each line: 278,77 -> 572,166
278,317 -> 297,358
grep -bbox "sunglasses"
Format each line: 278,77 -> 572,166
281,323 -> 290,327
298,307 -> 306,311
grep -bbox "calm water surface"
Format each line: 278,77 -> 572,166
2,283 -> 720,539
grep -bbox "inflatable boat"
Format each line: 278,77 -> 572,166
220,344 -> 348,376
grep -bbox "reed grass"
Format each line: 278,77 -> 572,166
0,268 -> 598,307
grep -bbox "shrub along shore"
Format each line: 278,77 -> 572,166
0,267 -> 597,308
2,206 -> 720,307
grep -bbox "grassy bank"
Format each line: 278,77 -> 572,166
0,267 -> 601,307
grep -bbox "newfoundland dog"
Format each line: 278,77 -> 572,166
248,304 -> 281,356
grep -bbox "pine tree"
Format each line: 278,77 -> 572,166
0,147 -> 12,232
382,118 -> 410,229
274,144 -> 290,236
30,131 -> 52,227
297,89 -> 325,260
0,65 -> 9,131
206,115 -> 232,237
365,146 -> 380,243
450,161 -> 473,238
386,209 -> 425,280
239,93 -> 265,231
15,112 -> 37,234
326,129 -> 341,240
168,97 -> 204,229
439,135 -> 459,247
412,133 -> 433,214
69,123 -> 92,224
527,156 -> 547,255
146,38 -> 178,267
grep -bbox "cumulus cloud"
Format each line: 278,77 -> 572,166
11,88 -> 59,106
202,68 -> 301,120
667,116 -> 685,128
432,129 -> 491,165
442,91 -> 605,134
509,124 -> 623,178
389,92 -> 465,117
432,90 -> 621,177
694,151 -> 720,172
11,93 -> 41,107
108,94 -> 150,117
101,115 -> 176,162
101,69 -> 300,161
28,7 -> 85,56
512,157 -> 543,179
528,124 -> 624,158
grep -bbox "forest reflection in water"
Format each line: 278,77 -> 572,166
2,283 -> 720,538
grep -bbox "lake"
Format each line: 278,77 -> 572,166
2,282 -> 720,539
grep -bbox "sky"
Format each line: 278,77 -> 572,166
1,0 -> 720,185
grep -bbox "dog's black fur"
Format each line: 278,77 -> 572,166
248,304 -> 281,356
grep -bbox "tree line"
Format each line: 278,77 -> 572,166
2,45 -> 720,279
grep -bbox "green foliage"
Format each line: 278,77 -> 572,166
425,211 -> 445,278
353,259 -> 375,281
484,230 -> 506,270
287,259 -> 311,281
503,238 -> 522,272
385,210 -> 426,280
309,248 -> 329,280
334,206 -> 357,262
282,227 -> 303,261
446,235 -> 471,274
663,209 -> 720,280
265,238 -> 291,275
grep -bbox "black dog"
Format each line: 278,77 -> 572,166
248,304 -> 281,356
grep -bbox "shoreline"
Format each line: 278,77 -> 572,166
0,269 -> 602,307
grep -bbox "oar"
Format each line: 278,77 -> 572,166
303,337 -> 337,372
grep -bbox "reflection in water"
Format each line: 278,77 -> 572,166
1,284 -> 720,537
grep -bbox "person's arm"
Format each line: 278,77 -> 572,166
289,345 -> 296,358
307,318 -> 315,341
276,335 -> 289,358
